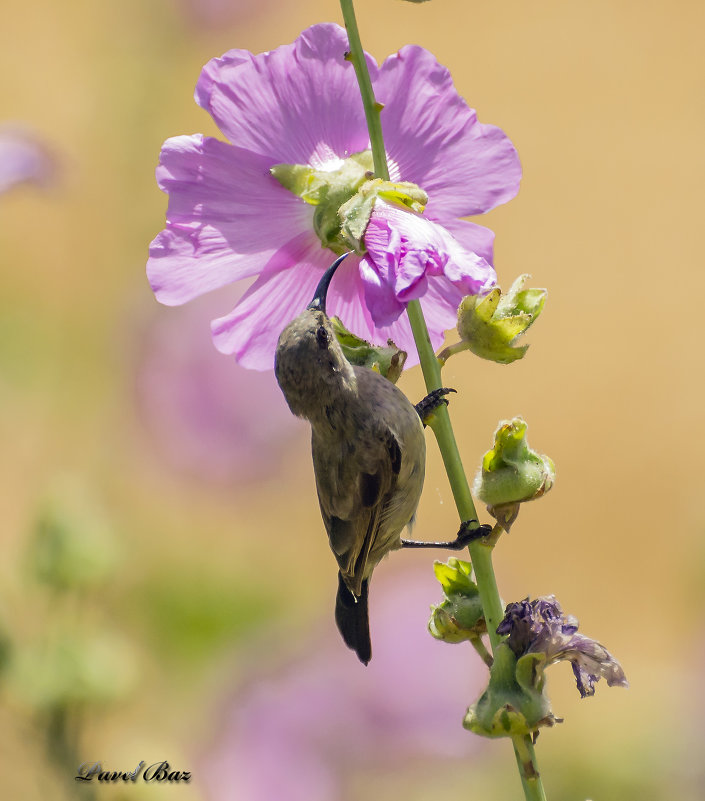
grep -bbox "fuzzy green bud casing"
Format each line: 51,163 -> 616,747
428,558 -> 486,643
439,274 -> 546,365
473,418 -> 554,529
329,316 -> 407,383
338,178 -> 428,251
463,643 -> 557,738
271,151 -> 374,254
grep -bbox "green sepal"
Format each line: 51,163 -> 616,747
339,178 -> 428,250
515,652 -> 548,695
330,316 -> 406,383
271,152 -> 374,253
463,643 -> 556,738
428,558 -> 486,643
441,275 -> 546,365
473,417 -> 555,511
498,274 -> 546,320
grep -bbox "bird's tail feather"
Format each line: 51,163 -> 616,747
335,572 -> 371,665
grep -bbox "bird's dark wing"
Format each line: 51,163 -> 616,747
313,427 -> 402,597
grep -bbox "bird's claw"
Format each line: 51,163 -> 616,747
454,520 -> 493,547
415,387 -> 457,426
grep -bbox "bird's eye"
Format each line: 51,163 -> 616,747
316,325 -> 329,349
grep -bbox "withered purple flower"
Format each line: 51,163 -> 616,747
497,595 -> 628,698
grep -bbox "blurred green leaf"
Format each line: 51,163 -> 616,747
136,573 -> 282,666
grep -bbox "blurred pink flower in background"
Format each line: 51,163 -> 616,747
148,23 -> 521,370
175,0 -> 273,29
134,291 -> 304,486
200,567 -> 489,801
0,125 -> 55,195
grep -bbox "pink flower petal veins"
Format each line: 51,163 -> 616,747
195,23 -> 372,166
328,256 -> 456,360
148,23 -> 520,368
210,231 -> 330,371
148,134 -> 312,305
441,218 -> 496,265
376,45 -> 522,219
357,256 -> 410,328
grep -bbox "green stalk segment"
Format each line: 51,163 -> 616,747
338,2 -> 548,797
339,0 -> 390,181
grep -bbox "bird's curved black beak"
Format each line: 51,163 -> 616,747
307,252 -> 350,314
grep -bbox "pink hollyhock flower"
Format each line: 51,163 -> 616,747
0,126 -> 55,195
148,23 -> 521,370
175,0 -> 273,29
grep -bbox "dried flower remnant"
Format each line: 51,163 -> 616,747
147,23 -> 520,369
497,595 -> 628,698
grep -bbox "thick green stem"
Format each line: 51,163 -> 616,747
339,0 -> 390,181
405,300 -> 505,650
512,735 -> 548,801
339,3 -> 547,798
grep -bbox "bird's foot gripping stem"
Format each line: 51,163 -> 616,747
415,387 -> 457,426
401,519 -> 492,550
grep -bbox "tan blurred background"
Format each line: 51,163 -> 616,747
1,0 -> 703,799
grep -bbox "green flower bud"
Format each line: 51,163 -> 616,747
473,418 -> 555,520
428,558 -> 486,644
439,274 -> 546,365
463,643 -> 557,738
329,316 -> 407,383
27,478 -> 120,591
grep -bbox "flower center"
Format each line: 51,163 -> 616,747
271,151 -> 375,254
271,151 -> 430,256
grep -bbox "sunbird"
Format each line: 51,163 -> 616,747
275,254 -> 487,663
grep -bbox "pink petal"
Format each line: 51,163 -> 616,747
195,23 -> 372,167
357,255 -> 408,327
326,263 -> 423,364
375,45 -> 522,219
210,233 -> 331,370
418,275 -> 464,339
326,259 -> 457,368
0,126 -> 55,193
148,134 -> 312,305
324,253 -> 382,339
441,218 -> 495,265
361,202 -> 495,320
379,275 -> 461,359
